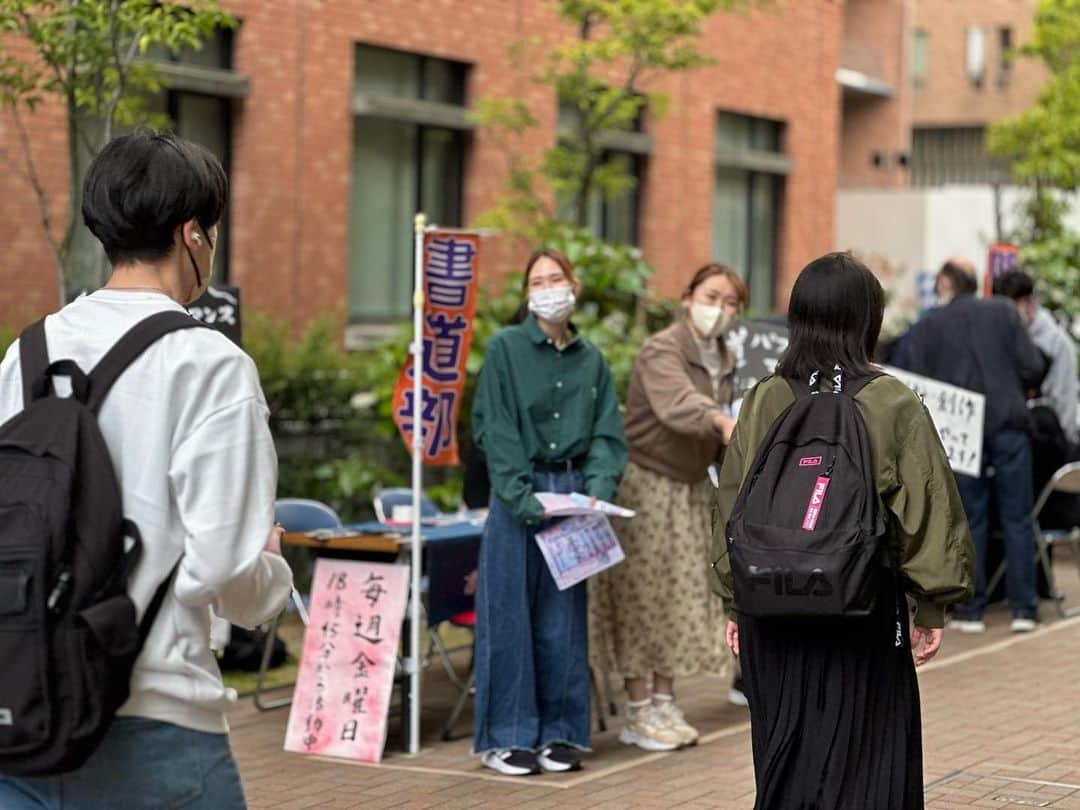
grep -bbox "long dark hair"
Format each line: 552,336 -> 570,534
775,252 -> 884,382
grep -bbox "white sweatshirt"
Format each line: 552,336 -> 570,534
0,291 -> 293,733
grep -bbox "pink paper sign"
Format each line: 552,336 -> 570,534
284,560 -> 409,763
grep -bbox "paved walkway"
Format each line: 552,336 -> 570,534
231,561 -> 1080,808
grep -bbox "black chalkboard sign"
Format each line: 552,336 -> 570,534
725,318 -> 790,399
187,284 -> 242,347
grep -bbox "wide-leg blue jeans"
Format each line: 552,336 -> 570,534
472,470 -> 591,754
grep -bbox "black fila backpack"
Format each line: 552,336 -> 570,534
726,367 -> 891,618
0,311 -> 205,776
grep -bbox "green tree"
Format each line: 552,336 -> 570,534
0,0 -> 234,306
474,0 -> 752,241
988,0 -> 1080,330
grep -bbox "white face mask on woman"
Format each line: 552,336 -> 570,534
528,287 -> 576,323
689,303 -> 735,339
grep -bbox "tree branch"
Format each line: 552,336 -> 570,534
7,106 -> 67,306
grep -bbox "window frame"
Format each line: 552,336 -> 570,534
712,111 -> 789,315
348,44 -> 471,328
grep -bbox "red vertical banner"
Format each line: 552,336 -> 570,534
390,230 -> 481,466
984,243 -> 1019,296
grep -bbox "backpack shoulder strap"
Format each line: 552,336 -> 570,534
86,311 -> 206,414
784,374 -> 814,400
844,370 -> 885,398
18,318 -> 50,408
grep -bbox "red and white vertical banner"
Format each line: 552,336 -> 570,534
390,229 -> 482,466
983,243 -> 1019,297
284,561 -> 409,763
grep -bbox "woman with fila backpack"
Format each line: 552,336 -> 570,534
711,252 -> 974,809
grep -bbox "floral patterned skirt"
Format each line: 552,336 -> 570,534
588,460 -> 731,681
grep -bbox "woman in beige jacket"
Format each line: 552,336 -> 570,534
590,263 -> 746,751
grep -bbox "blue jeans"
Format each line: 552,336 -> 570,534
0,717 -> 247,809
953,430 -> 1038,620
473,470 -> 591,754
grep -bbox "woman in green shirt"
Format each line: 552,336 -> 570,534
471,248 -> 627,777
712,252 -> 974,809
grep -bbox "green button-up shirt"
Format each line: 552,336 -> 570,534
472,315 -> 628,523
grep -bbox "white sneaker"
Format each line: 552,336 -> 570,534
481,748 -> 541,776
618,705 -> 682,751
1010,617 -> 1037,633
728,677 -> 749,707
652,700 -> 699,746
947,618 -> 987,634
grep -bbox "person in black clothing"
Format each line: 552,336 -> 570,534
895,257 -> 1046,634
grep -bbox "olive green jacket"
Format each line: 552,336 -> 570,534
710,373 -> 975,629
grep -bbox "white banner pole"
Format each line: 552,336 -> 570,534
408,212 -> 427,754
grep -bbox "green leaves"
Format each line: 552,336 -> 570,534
472,0 -> 752,236
988,0 -> 1080,191
988,0 -> 1080,344
1,0 -> 234,303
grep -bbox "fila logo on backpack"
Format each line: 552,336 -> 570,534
726,367 -> 892,618
0,312 -> 205,776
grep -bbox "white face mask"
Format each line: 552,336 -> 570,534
689,303 -> 734,338
528,287 -> 576,323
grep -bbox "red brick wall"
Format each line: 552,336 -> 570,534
838,0 -> 911,188
0,0 -> 846,328
911,0 -> 1045,127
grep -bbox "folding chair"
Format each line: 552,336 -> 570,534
423,532 -> 482,741
987,461 -> 1080,618
372,487 -> 440,523
253,498 -> 342,711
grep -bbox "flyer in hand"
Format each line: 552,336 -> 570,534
534,492 -> 636,518
535,514 -> 626,591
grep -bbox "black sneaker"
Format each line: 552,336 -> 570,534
482,748 -> 541,776
537,743 -> 582,772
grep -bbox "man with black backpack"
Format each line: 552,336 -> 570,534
0,132 -> 292,808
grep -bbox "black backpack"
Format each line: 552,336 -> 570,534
726,368 -> 891,618
0,311 -> 205,777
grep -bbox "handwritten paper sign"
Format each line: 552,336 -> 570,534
883,366 -> 985,477
535,514 -> 625,591
726,319 -> 790,399
391,231 -> 482,465
284,560 -> 409,763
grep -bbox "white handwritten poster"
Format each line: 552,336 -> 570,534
883,366 -> 985,477
284,561 -> 409,763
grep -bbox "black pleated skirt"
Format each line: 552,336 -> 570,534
740,584 -> 924,810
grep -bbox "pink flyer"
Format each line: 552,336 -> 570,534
284,560 -> 409,763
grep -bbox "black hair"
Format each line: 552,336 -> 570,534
993,269 -> 1035,300
82,130 -> 228,265
775,252 -> 885,382
937,259 -> 978,296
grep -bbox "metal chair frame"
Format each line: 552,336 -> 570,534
986,461 -> 1080,618
253,499 -> 342,711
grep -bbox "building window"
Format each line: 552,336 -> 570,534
69,29 -> 246,294
997,27 -> 1014,89
910,127 -> 1011,186
965,26 -> 986,90
349,44 -> 469,323
712,111 -> 789,315
912,29 -> 929,93
556,100 -> 648,245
